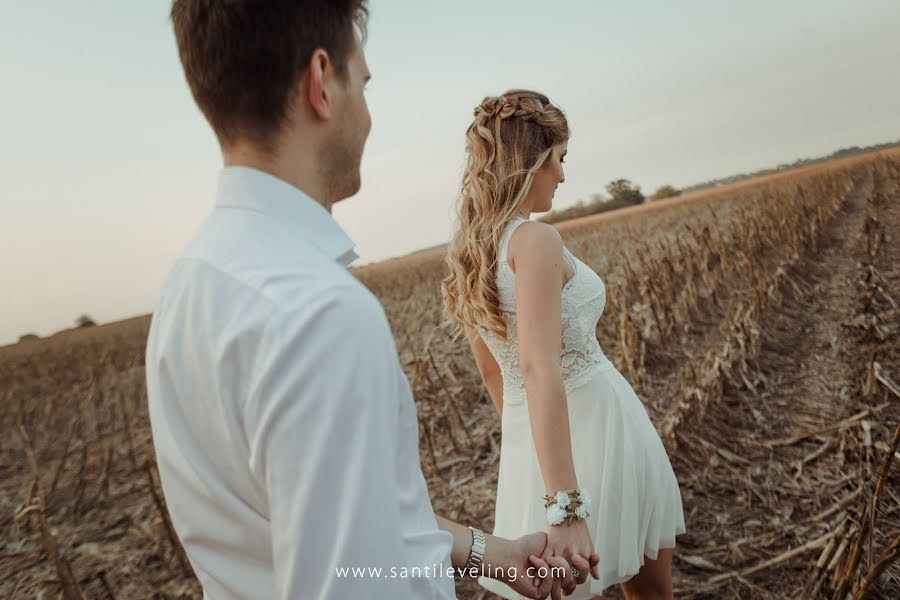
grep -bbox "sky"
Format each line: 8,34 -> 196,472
1,1 -> 899,345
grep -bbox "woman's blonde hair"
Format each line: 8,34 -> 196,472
441,89 -> 569,341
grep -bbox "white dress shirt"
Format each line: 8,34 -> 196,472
145,166 -> 455,599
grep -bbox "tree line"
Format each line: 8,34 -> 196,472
540,179 -> 680,224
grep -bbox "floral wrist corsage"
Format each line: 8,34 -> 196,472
543,488 -> 592,526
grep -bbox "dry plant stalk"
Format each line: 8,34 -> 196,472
15,418 -> 85,600
834,419 -> 900,598
143,459 -> 193,577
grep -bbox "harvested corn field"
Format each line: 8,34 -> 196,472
1,151 -> 898,598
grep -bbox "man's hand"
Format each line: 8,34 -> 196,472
481,531 -> 555,599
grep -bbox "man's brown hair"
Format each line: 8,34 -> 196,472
170,1 -> 369,152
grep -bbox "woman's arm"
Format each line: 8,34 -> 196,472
509,222 -> 578,493
465,324 -> 505,417
510,222 -> 598,582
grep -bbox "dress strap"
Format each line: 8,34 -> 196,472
498,217 -> 528,264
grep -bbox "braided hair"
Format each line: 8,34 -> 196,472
441,89 -> 569,341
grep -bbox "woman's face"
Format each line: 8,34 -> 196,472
524,140 -> 568,214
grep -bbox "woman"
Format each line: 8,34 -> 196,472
441,90 -> 686,599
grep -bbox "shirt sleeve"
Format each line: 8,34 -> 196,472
244,284 -> 416,598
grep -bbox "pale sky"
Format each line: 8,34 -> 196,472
2,1 -> 899,345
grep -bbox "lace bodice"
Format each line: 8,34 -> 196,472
479,217 -> 612,404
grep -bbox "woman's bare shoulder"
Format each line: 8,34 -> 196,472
507,220 -> 564,271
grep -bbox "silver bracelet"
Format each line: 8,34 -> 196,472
464,526 -> 486,576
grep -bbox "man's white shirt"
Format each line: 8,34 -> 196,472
145,166 -> 455,599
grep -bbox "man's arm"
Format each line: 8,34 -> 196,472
244,286 -> 415,598
435,517 -> 542,597
436,516 -> 583,600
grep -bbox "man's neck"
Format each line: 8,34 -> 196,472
223,144 -> 334,213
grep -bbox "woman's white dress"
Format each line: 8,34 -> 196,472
477,217 -> 686,598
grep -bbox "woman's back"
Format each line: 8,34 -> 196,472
478,217 -> 613,404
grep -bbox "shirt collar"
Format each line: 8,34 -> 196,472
214,166 -> 359,268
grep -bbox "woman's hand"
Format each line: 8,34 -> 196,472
542,518 -> 600,594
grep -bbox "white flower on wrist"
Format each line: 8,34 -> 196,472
574,504 -> 590,519
578,488 -> 592,508
546,504 -> 567,526
554,491 -> 571,508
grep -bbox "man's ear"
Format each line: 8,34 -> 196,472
306,48 -> 334,121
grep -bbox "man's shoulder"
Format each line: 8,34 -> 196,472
168,214 -> 366,312
149,209 -> 391,360
266,274 -> 384,331
162,253 -> 378,322
149,253 -> 390,383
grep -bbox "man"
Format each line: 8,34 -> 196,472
146,1 -> 598,598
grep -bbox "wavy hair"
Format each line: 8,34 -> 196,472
441,89 -> 569,341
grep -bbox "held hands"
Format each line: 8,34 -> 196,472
541,518 -> 600,598
493,531 -> 555,599
491,529 -> 600,600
